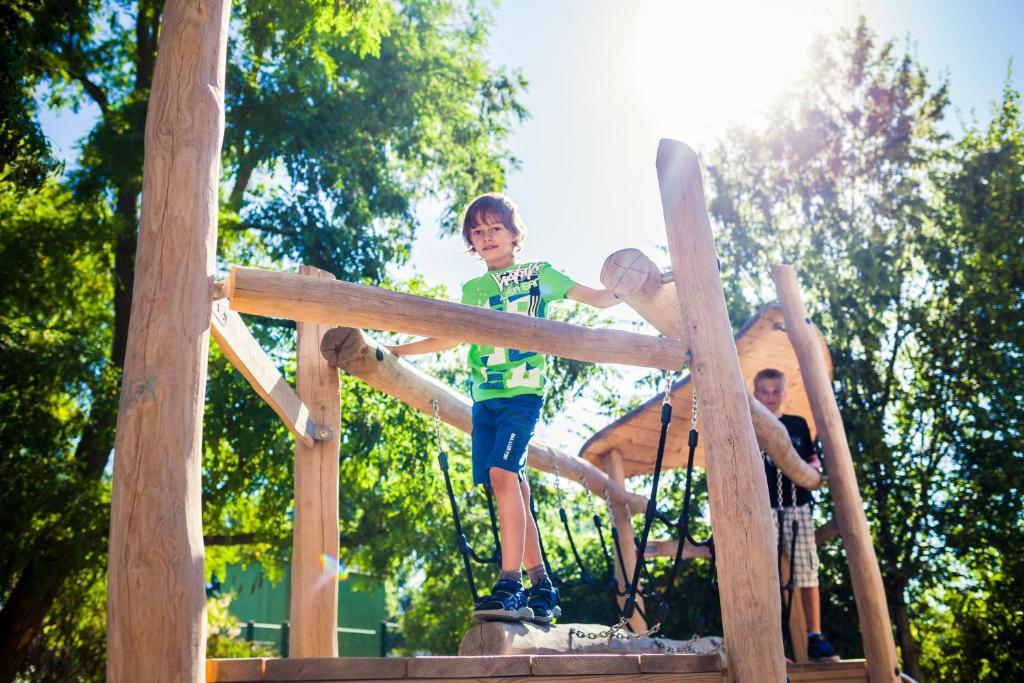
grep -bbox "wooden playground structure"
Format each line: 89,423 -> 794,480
105,1 -> 903,681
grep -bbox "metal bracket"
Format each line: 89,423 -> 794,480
307,423 -> 334,442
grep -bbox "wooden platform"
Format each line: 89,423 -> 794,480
207,655 -> 868,683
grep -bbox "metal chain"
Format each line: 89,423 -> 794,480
691,388 -> 699,430
653,633 -> 723,654
430,398 -> 444,453
582,477 -> 598,519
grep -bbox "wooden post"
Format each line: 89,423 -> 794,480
656,139 -> 786,682
106,0 -> 230,679
601,450 -> 648,634
771,264 -> 900,682
289,266 -> 342,657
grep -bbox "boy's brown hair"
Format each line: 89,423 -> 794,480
460,193 -> 527,254
753,367 -> 786,389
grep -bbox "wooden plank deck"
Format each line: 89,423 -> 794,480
208,655 -> 868,683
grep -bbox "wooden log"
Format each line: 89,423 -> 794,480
289,267 -> 342,658
657,139 -> 786,682
227,266 -> 687,371
319,326 -> 649,512
771,265 -> 899,683
601,450 -> 647,633
601,248 -> 822,491
458,621 -> 724,660
211,299 -> 318,447
643,539 -> 713,560
106,0 -> 230,680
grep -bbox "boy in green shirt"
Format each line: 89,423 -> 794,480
388,193 -> 619,622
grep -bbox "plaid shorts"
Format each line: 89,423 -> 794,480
770,504 -> 819,588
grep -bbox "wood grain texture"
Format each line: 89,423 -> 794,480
211,299 -> 316,446
289,267 -> 342,658
206,658 -> 265,682
771,265 -> 899,683
638,654 -> 721,673
406,656 -> 532,678
530,654 -> 640,676
601,450 -> 648,634
227,266 -> 687,371
656,139 -> 786,682
318,326 -> 648,512
264,656 -> 407,681
106,0 -> 231,680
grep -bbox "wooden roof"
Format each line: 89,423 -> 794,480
579,303 -> 833,478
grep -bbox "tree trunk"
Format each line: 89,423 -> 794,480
888,578 -> 923,681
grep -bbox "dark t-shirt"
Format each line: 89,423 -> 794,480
763,414 -> 817,508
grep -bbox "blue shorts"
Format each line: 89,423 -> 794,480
471,394 -> 544,486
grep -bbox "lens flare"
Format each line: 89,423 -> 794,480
320,553 -> 349,580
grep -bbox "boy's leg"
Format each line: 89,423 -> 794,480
519,478 -> 543,571
490,467 -> 527,575
801,585 -> 822,633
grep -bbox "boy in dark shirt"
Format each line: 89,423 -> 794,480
754,368 -> 839,662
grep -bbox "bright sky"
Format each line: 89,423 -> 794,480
39,0 -> 1022,453
394,0 -> 1022,451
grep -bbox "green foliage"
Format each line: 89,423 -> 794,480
706,17 -> 1022,677
1,0 -> 526,678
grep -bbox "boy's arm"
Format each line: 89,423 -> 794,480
385,337 -> 460,357
566,283 -> 621,309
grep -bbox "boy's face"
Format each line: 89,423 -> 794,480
754,377 -> 786,417
468,213 -> 517,270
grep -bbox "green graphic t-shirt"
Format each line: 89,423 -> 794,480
460,261 -> 576,401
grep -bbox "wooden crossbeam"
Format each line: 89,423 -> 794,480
210,299 -> 320,448
225,266 -> 687,371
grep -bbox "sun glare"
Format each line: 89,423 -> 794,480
628,1 -> 848,143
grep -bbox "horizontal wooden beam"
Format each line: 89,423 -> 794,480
319,327 -> 649,512
227,266 -> 687,371
643,538 -> 713,560
210,300 -> 320,447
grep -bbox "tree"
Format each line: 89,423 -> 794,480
0,0 -> 526,678
705,18 -> 1022,680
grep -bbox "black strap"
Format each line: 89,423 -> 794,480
622,398 -> 673,620
437,448 -> 500,602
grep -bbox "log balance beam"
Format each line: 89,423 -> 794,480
225,266 -> 687,371
319,325 -> 708,558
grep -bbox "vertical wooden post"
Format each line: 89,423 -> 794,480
781,557 -> 809,662
600,450 -> 648,634
656,139 -> 786,682
290,266 -> 342,657
771,265 -> 900,682
106,0 -> 230,680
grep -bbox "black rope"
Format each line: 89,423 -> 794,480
622,395 -> 673,620
437,448 -> 500,603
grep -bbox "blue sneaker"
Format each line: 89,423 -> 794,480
526,577 -> 562,624
472,579 -> 534,622
807,634 -> 840,662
